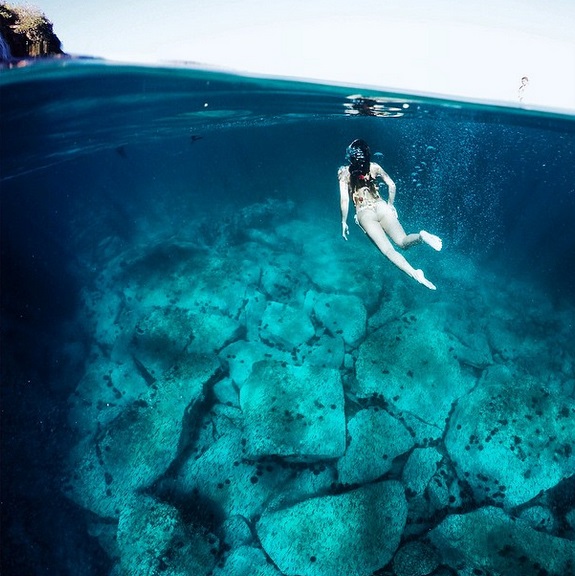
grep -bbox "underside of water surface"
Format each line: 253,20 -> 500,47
1,61 -> 575,576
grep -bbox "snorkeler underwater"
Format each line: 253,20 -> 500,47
339,138 -> 443,290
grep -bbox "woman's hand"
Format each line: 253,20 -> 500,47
342,221 -> 349,240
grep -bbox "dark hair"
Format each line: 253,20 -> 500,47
346,139 -> 371,189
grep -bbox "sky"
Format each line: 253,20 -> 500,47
15,0 -> 575,111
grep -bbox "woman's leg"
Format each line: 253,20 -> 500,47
376,203 -> 442,251
376,203 -> 421,249
358,210 -> 436,290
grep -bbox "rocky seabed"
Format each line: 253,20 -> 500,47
64,207 -> 575,576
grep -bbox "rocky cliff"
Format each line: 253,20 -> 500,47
0,3 -> 65,61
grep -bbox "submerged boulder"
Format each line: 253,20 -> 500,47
429,506 -> 575,576
219,339 -> 292,386
355,314 -> 475,441
174,426 -> 293,520
115,494 -> 217,576
212,545 -> 282,576
519,505 -> 557,533
301,229 -> 385,311
311,291 -> 367,347
240,360 -> 345,459
296,331 -> 346,369
337,407 -> 414,485
392,540 -> 440,576
259,301 -> 315,351
445,364 -> 575,508
256,481 -> 407,576
67,358 -> 150,436
401,447 -> 443,497
130,306 -> 192,374
179,253 -> 261,318
64,353 -> 219,518
131,306 -> 240,374
261,257 -> 309,304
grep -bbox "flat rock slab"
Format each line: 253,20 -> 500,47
67,358 -> 149,436
337,407 -> 414,485
116,494 -> 217,576
299,227 -> 385,312
179,254 -> 261,317
402,447 -> 444,496
175,426 -> 294,520
445,364 -> 575,508
297,332 -> 346,369
311,291 -> 367,347
212,545 -> 282,576
260,301 -> 315,351
257,481 -> 407,576
392,541 -> 440,576
219,340 -> 292,386
132,306 -> 241,374
240,360 -> 345,459
131,306 -> 194,373
355,313 -> 475,440
261,257 -> 309,304
429,506 -> 575,576
65,354 -> 220,518
186,311 -> 242,355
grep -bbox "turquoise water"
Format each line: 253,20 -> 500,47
1,61 -> 575,575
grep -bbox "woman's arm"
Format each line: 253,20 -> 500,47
338,168 -> 350,240
375,164 -> 396,206
382,170 -> 396,206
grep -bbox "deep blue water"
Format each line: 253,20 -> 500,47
1,61 -> 575,576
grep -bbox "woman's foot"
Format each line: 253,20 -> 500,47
420,230 -> 442,251
413,269 -> 437,290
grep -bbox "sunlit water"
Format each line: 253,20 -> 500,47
2,61 -> 575,576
